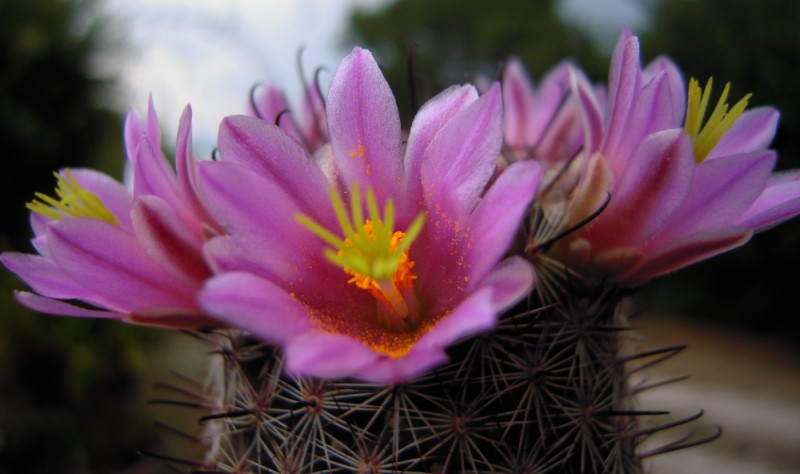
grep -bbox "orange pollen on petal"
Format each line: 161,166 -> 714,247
349,144 -> 365,159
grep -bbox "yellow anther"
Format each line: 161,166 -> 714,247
27,169 -> 118,224
684,77 -> 752,163
296,184 -> 425,330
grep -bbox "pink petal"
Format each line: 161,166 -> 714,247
587,129 -> 694,249
174,105 -> 208,227
603,31 -> 642,166
285,332 -> 382,380
217,115 -> 332,216
249,83 -> 305,144
14,291 -> 122,319
47,218 -> 198,312
736,170 -> 800,231
420,82 -> 503,219
405,84 -> 478,203
503,57 -> 539,150
570,67 -> 604,156
327,47 -> 404,196
1,252 -> 95,299
467,160 -> 542,283
623,227 -> 752,283
132,136 -> 184,212
643,56 -> 686,126
131,195 -> 209,285
200,272 -> 314,344
651,150 -> 775,245
706,107 -> 780,160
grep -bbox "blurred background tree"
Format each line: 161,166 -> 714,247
347,0 -> 606,124
348,0 -> 800,347
0,0 -> 162,472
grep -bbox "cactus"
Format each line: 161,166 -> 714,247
147,270 -> 717,473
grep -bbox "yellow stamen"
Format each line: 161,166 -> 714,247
296,184 -> 425,331
684,77 -> 752,163
27,169 -> 118,224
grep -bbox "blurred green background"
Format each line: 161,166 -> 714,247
1,0 -> 797,472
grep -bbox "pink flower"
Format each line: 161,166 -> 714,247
548,29 -> 800,284
249,81 -> 328,153
198,47 -> 541,383
1,98 -> 217,327
502,57 -> 585,165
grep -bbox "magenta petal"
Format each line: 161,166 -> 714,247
47,218 -> 197,312
354,347 -> 449,384
737,170 -> 800,231
589,129 -> 694,248
14,291 -> 121,319
249,83 -> 305,143
421,83 -> 503,218
217,115 -> 331,215
405,84 -> 478,201
174,105 -> 207,224
327,47 -> 403,196
706,107 -> 780,160
131,195 -> 209,284
503,57 -> 539,150
644,56 -> 686,126
652,150 -> 775,245
200,272 -> 313,343
467,161 -> 542,283
612,71 -> 676,170
624,227 -> 752,282
132,136 -> 184,210
285,332 -> 381,380
603,32 -> 642,165
1,252 -> 94,299
570,67 -> 604,156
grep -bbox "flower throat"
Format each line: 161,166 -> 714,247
296,184 -> 426,332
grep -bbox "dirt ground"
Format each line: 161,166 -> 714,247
634,313 -> 800,474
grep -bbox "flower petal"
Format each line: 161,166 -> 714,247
623,227 -> 752,283
327,47 -> 403,196
47,218 -> 198,312
131,195 -> 209,285
649,150 -> 775,246
421,82 -> 504,218
1,251 -> 95,299
14,291 -> 122,319
200,272 -> 314,344
218,115 -> 332,215
64,168 -> 134,231
706,107 -> 780,160
284,332 -> 382,380
587,129 -> 694,248
405,84 -> 478,204
602,31 -> 642,167
736,170 -> 800,231
467,160 -> 542,283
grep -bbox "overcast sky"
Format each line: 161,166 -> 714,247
98,0 -> 648,156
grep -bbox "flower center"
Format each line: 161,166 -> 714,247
296,184 -> 426,332
27,169 -> 118,224
684,77 -> 751,163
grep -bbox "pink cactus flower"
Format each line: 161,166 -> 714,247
198,47 -> 541,383
249,81 -> 328,153
2,98 -> 217,328
502,57 -> 585,165
549,29 -> 800,284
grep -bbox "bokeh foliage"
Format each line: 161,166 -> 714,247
0,1 -> 162,472
347,0 -> 606,124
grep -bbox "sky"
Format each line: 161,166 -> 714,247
97,0 -> 647,157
